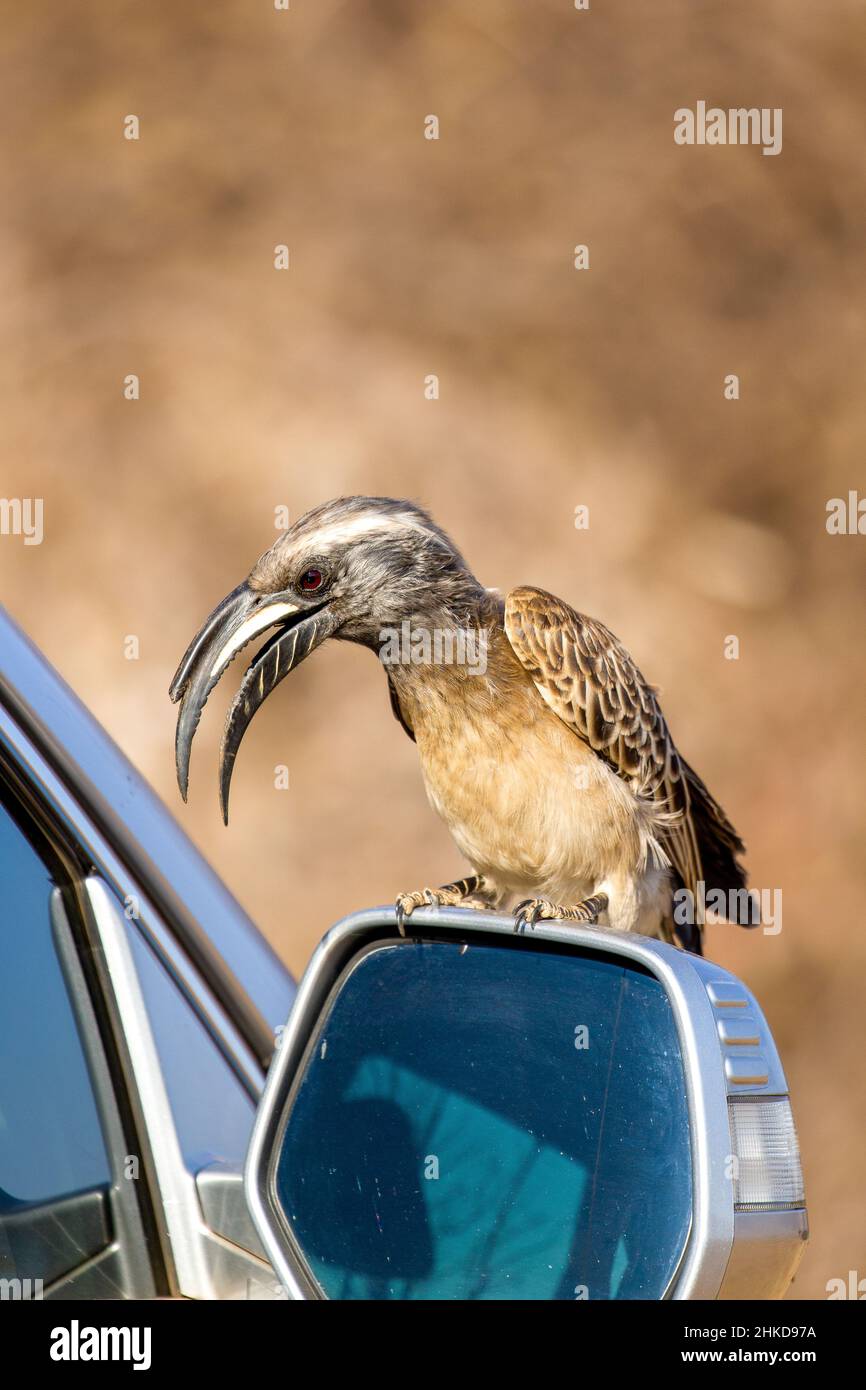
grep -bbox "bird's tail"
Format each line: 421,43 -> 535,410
670,757 -> 755,954
658,758 -> 750,954
683,756 -> 748,895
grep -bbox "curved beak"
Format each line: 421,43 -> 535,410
169,584 -> 334,822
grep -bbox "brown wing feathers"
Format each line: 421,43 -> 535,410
504,586 -> 745,910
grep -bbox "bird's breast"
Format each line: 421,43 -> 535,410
398,656 -> 633,897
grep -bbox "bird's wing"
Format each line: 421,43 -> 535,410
386,670 -> 415,742
504,585 -> 702,894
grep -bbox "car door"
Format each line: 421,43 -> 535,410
0,771 -> 162,1298
0,607 -> 295,1299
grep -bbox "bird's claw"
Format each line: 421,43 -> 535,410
513,898 -> 551,932
395,880 -> 491,934
395,888 -> 438,935
513,892 -> 609,933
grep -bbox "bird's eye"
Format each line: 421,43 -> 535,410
299,567 -> 324,592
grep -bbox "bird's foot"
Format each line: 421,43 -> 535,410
395,876 -> 490,935
513,892 -> 609,933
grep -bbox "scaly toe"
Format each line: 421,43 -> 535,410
396,891 -> 423,935
395,888 -> 441,935
513,898 -> 548,932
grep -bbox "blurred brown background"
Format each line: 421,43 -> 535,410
1,1 -> 864,1299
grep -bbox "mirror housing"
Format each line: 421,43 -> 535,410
245,907 -> 807,1300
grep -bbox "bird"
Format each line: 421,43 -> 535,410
169,495 -> 749,954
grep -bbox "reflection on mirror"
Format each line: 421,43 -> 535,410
272,940 -> 692,1300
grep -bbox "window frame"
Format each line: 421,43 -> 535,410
0,697 -> 278,1298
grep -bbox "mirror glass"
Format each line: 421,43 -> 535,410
271,939 -> 692,1300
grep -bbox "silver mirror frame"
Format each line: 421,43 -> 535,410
245,907 -> 807,1301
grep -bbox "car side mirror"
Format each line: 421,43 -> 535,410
244,908 -> 807,1300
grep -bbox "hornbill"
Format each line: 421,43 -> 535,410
170,496 -> 749,953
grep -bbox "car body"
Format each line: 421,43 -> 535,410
0,606 -> 293,1299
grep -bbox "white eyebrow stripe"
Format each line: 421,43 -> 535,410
299,511 -> 435,550
209,601 -> 299,679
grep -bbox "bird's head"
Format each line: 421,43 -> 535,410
169,496 -> 483,820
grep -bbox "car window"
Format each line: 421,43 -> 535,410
124,922 -> 255,1173
0,798 -> 111,1204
